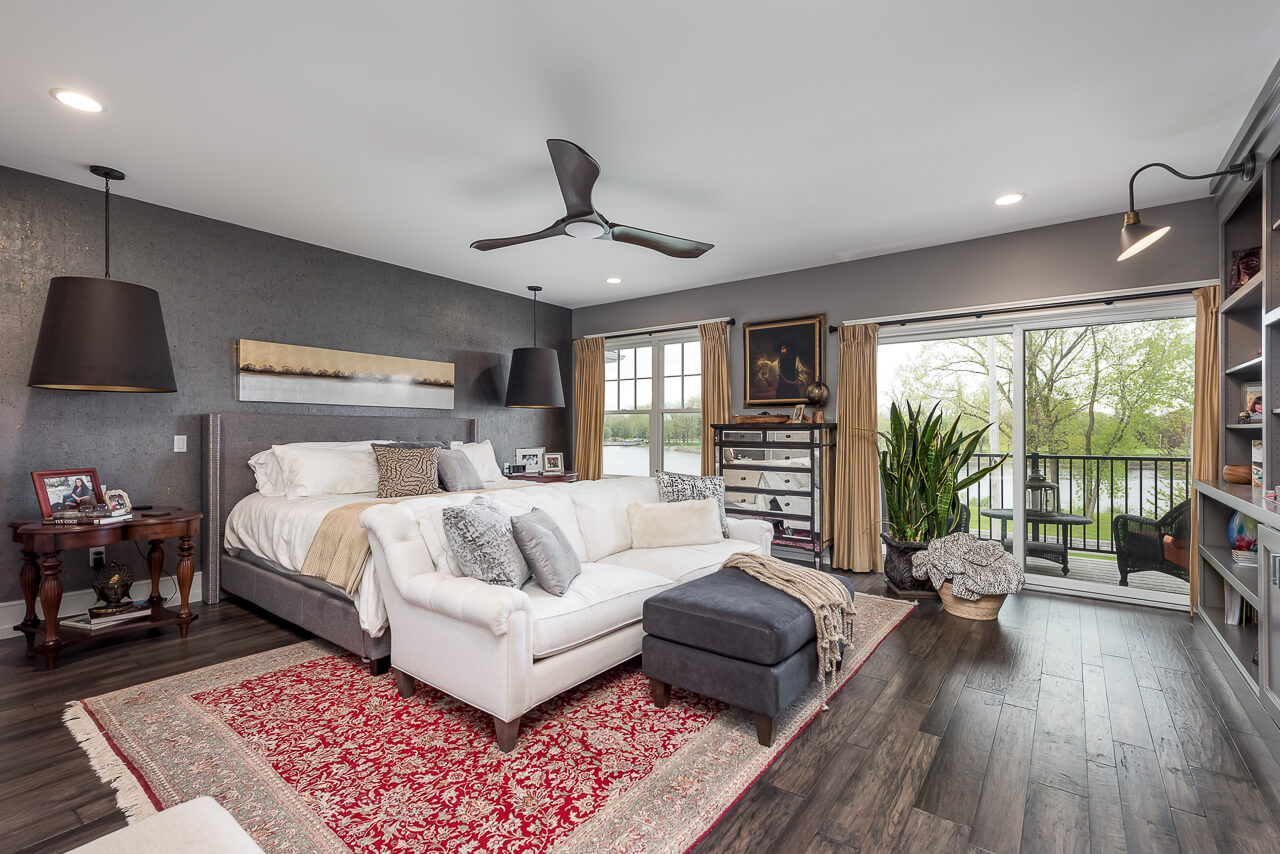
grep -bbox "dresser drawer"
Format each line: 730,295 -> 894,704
770,496 -> 812,516
766,429 -> 812,443
723,469 -> 762,489
725,490 -> 766,510
767,449 -> 811,467
721,430 -> 764,442
758,470 -> 811,492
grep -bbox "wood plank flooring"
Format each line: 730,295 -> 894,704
3,579 -> 1280,853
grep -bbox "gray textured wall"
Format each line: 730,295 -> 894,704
573,198 -> 1219,414
0,166 -> 571,604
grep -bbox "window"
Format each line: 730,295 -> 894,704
603,333 -> 702,476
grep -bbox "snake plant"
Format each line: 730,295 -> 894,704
880,401 -> 1007,543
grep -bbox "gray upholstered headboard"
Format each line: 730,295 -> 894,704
201,412 -> 476,602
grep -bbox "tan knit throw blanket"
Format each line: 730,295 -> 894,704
724,552 -> 855,703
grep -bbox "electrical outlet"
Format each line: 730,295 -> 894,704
174,434 -> 187,453
89,546 -> 105,568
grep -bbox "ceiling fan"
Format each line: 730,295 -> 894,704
470,139 -> 713,259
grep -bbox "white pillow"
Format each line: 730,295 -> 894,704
273,442 -> 383,499
491,486 -> 589,561
248,449 -> 286,497
460,440 -> 505,483
627,498 -> 723,549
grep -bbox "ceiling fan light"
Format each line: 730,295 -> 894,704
50,88 -> 104,112
1117,211 -> 1171,261
565,221 -> 606,240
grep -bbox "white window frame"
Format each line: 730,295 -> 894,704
603,330 -> 702,476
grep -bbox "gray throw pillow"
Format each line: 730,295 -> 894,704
436,448 -> 485,492
511,508 -> 582,596
442,497 -> 531,587
656,471 -> 728,536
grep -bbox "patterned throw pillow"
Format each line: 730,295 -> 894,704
372,445 -> 441,498
655,471 -> 728,537
442,497 -> 531,587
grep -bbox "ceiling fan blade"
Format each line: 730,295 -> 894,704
607,224 -> 714,259
547,139 -> 600,218
470,222 -> 566,251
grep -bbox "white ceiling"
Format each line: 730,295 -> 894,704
2,2 -> 1278,309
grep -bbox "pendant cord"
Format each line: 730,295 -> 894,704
532,289 -> 538,347
104,176 -> 111,279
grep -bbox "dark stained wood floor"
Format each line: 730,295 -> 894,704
4,579 -> 1280,853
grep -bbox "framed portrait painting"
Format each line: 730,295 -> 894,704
743,314 -> 825,407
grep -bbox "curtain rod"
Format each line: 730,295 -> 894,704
828,282 -> 1207,332
581,316 -> 736,340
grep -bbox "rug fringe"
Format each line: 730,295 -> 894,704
63,701 -> 158,823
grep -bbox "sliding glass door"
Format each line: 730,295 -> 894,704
878,296 -> 1194,606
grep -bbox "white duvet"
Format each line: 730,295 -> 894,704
223,478 -> 529,637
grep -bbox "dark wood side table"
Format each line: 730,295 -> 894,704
508,471 -> 579,483
10,507 -> 201,669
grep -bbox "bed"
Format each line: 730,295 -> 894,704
202,412 -> 478,673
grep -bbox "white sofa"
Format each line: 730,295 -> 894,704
361,476 -> 772,751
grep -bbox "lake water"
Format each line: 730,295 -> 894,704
604,444 -> 701,476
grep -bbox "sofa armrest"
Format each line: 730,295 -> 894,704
727,517 -> 773,556
397,573 -> 532,637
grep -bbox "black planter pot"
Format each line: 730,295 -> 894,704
881,533 -> 938,599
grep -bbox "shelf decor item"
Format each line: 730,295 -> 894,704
515,447 -> 546,474
1229,246 -> 1262,293
543,452 -> 565,475
1228,510 -> 1258,566
91,560 -> 135,618
878,402 -> 1007,597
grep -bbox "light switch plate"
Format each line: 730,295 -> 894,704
174,435 -> 187,453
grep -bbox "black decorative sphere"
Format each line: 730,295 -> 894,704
805,381 -> 830,407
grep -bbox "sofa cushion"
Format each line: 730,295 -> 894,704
656,471 -> 729,536
600,538 -> 762,584
442,497 -> 530,588
525,562 -> 672,658
566,477 -> 660,561
627,498 -> 723,549
642,566 -> 857,666
512,508 -> 581,596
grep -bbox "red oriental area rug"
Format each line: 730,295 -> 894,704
65,594 -> 912,853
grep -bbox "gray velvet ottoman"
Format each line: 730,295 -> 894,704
642,567 -> 857,746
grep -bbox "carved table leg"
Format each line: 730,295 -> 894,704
37,552 -> 64,669
147,538 -> 166,614
19,549 -> 39,651
176,535 -> 195,637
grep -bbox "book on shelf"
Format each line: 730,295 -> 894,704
43,513 -> 133,526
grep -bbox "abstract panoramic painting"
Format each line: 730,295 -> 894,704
237,339 -> 455,409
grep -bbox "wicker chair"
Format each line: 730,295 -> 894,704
1112,500 -> 1191,586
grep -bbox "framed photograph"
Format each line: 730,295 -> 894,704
32,468 -> 104,519
104,489 -> 132,513
743,314 -> 825,407
1244,383 -> 1263,422
515,446 -> 546,474
544,452 -> 565,475
790,404 -> 807,422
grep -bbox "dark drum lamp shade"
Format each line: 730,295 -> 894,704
505,346 -> 565,408
28,277 -> 177,392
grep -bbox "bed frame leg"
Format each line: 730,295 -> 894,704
369,655 -> 390,676
494,715 -> 521,752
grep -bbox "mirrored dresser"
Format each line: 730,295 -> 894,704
713,422 -> 836,569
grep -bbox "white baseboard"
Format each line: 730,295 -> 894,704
1,572 -> 202,641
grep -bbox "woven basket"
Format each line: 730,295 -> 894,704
938,581 -> 1006,620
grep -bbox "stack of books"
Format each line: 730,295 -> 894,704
44,508 -> 133,526
61,603 -> 150,631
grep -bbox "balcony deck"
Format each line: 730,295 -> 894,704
1022,551 -> 1189,595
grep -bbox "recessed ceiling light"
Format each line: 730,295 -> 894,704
50,88 -> 104,112
605,277 -> 622,285
994,193 -> 1026,206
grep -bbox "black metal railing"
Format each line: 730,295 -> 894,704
958,452 -> 1192,554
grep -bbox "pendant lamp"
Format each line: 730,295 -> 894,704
28,166 -> 177,392
1117,155 -> 1255,261
505,286 -> 565,408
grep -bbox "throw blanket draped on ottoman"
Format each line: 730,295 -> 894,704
725,552 -> 855,693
